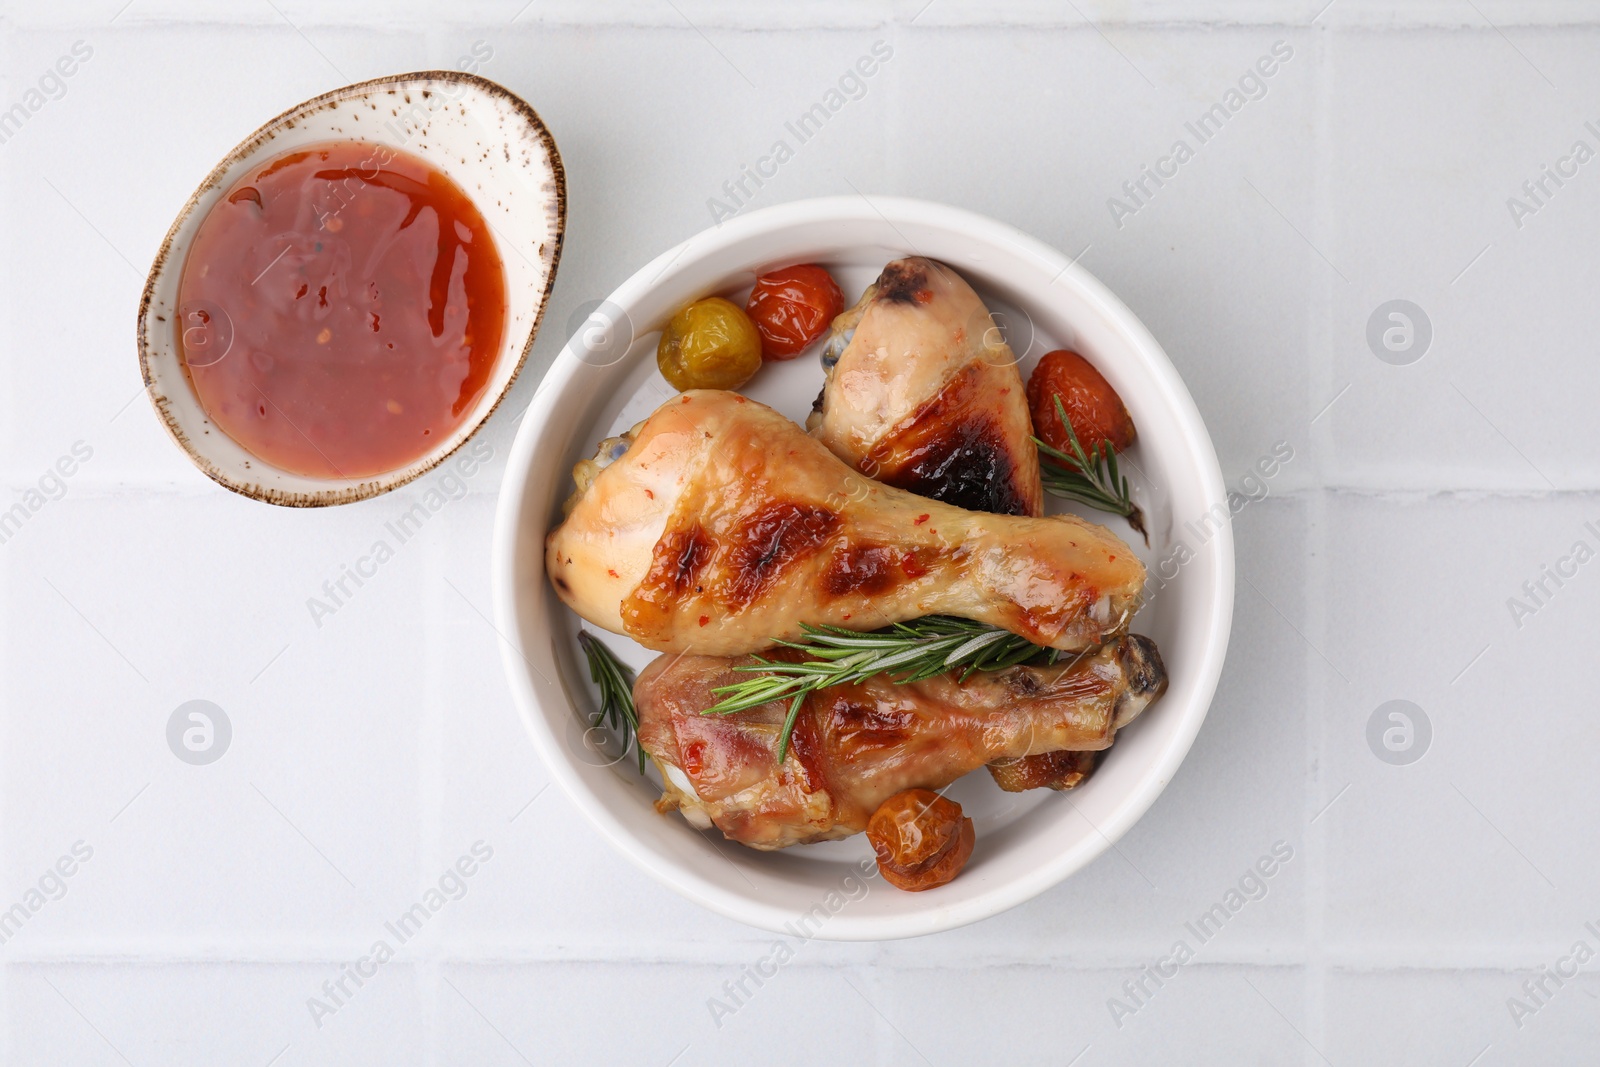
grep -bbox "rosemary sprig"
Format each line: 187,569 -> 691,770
578,631 -> 646,775
702,617 -> 1055,763
1035,395 -> 1148,543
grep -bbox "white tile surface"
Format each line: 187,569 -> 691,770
2,1 -> 1597,1063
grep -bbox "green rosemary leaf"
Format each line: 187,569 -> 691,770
775,693 -> 806,764
577,631 -> 646,775
1035,394 -> 1148,543
700,616 -> 1052,761
942,627 -> 1015,667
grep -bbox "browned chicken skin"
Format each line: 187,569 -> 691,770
547,391 -> 1144,656
810,257 -> 1044,517
636,636 -> 1167,849
810,259 -> 1145,793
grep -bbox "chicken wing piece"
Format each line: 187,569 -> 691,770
808,257 -> 1043,517
636,635 -> 1167,849
546,390 -> 1144,656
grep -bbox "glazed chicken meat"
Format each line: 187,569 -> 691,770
809,257 -> 1044,517
547,390 -> 1145,656
636,635 -> 1167,849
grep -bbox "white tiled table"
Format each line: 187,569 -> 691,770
4,1 -> 1598,1063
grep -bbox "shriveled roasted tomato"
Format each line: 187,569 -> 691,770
1027,349 -> 1136,455
744,264 -> 845,360
657,297 -> 764,391
866,788 -> 975,892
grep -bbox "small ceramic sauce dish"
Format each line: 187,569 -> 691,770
138,71 -> 564,506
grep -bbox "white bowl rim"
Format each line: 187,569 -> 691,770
492,194 -> 1234,939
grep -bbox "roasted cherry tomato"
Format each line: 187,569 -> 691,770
744,264 -> 845,360
657,296 -> 764,391
866,788 -> 975,892
1027,349 -> 1136,456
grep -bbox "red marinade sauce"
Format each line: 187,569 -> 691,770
176,140 -> 506,479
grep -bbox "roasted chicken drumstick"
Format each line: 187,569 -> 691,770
547,390 -> 1144,656
636,635 -> 1167,849
811,257 -> 1149,792
809,257 -> 1044,517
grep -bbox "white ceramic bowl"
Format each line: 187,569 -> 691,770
138,71 -> 564,507
493,196 -> 1233,939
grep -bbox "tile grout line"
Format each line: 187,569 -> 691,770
73,8 -> 1600,31
1304,441 -> 1333,1053
0,27 -> 13,1043
0,24 -> 13,1065
6,943 -> 1599,968
421,444 -> 450,1065
0,24 -> 14,1062
1304,18 -> 1335,1066
886,0 -> 902,200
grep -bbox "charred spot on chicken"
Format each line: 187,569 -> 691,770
874,259 -> 932,304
